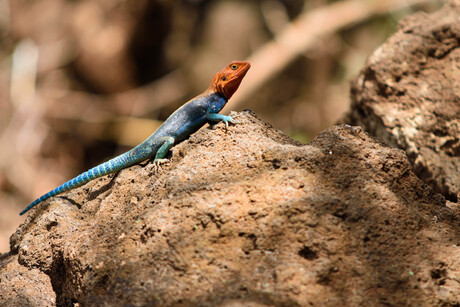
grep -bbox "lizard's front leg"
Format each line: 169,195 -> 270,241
206,111 -> 239,130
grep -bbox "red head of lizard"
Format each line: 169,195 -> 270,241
209,61 -> 251,100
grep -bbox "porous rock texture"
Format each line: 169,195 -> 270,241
1,111 -> 459,306
345,0 -> 460,202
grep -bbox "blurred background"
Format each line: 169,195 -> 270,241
0,0 -> 444,252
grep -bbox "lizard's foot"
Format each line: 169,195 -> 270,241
147,158 -> 169,173
229,111 -> 239,117
223,112 -> 240,131
229,111 -> 240,122
153,158 -> 169,165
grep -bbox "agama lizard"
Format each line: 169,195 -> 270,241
20,61 -> 251,215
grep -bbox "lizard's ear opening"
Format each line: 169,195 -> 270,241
209,73 -> 220,89
222,75 -> 227,81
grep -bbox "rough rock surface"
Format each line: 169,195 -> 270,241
0,254 -> 55,306
345,1 -> 460,202
1,111 -> 459,306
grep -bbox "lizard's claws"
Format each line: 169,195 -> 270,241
229,112 -> 240,123
229,111 -> 239,117
153,158 -> 169,165
223,112 -> 240,131
148,158 -> 169,173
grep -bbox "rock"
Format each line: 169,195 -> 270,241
344,1 -> 460,202
2,111 -> 459,306
0,254 -> 55,306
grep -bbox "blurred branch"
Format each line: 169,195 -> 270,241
111,69 -> 187,117
46,68 -> 187,122
10,39 -> 38,108
227,0 -> 438,111
1,39 -> 44,199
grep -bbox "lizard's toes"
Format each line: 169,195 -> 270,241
153,158 -> 169,165
230,112 -> 240,120
148,158 -> 170,173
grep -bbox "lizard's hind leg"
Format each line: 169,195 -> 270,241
153,136 -> 175,164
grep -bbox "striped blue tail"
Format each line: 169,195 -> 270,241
20,149 -> 146,215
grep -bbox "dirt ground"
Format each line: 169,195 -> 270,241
1,1 -> 459,307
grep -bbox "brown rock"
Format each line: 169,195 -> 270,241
0,254 -> 55,306
345,1 -> 460,202
2,111 -> 459,306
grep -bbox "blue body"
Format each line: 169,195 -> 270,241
20,92 -> 233,215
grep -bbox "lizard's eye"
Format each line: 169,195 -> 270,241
231,64 -> 238,70
222,76 -> 227,81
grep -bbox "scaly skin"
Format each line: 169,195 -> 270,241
20,61 -> 251,215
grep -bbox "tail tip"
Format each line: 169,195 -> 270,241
19,204 -> 34,216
